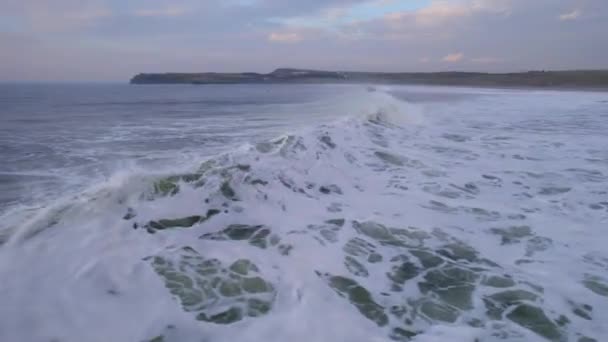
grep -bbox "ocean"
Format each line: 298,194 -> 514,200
0,83 -> 607,342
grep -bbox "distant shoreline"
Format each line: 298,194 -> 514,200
130,68 -> 608,90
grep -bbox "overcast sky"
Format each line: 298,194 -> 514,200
1,0 -> 607,81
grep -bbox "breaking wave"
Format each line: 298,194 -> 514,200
0,88 -> 606,342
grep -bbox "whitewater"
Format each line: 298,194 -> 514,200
0,84 -> 607,342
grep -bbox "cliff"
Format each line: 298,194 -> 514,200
130,68 -> 608,88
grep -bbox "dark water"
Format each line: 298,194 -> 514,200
0,83 -> 360,211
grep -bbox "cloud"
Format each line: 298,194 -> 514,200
134,6 -> 188,17
383,0 -> 510,28
0,0 -> 111,32
559,9 -> 581,21
66,8 -> 111,21
471,57 -> 503,64
268,32 -> 302,43
442,52 -> 464,63
2,0 -> 608,80
414,1 -> 471,26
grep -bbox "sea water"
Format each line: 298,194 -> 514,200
0,83 -> 607,342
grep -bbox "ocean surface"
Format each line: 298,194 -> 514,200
0,83 -> 607,342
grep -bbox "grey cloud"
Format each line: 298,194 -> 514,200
273,0 -> 608,71
1,0 -> 607,80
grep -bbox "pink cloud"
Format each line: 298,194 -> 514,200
442,52 -> 464,62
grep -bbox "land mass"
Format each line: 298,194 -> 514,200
131,68 -> 608,88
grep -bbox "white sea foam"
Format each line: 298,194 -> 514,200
0,86 -> 607,342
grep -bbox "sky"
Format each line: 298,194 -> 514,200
1,0 -> 607,81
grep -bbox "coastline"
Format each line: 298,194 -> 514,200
130,68 -> 608,91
